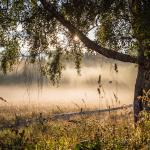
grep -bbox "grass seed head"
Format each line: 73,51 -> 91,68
98,75 -> 101,84
97,88 -> 100,94
114,63 -> 118,72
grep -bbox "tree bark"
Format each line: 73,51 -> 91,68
134,65 -> 145,124
134,63 -> 150,125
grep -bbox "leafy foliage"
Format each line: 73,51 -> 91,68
1,0 -> 150,84
0,36 -> 20,74
41,47 -> 65,86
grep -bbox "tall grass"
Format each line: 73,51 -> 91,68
0,89 -> 149,149
0,107 -> 149,149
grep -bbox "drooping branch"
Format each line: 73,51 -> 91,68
40,0 -> 138,64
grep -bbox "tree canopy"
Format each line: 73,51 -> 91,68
0,0 -> 150,85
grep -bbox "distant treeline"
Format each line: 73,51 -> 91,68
20,51 -> 132,67
62,52 -> 132,68
0,52 -> 134,85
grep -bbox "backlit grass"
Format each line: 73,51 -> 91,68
0,101 -> 149,149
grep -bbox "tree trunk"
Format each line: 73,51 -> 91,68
134,63 -> 150,125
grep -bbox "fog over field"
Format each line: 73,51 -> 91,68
0,55 -> 138,113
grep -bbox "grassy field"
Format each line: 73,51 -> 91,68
0,57 -> 149,149
0,100 -> 150,149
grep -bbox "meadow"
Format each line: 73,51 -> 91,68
0,54 -> 150,149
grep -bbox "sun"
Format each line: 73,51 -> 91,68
73,35 -> 79,41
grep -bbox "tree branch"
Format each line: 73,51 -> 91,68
40,0 -> 138,64
86,25 -> 98,35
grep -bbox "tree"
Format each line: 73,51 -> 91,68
0,0 -> 150,124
